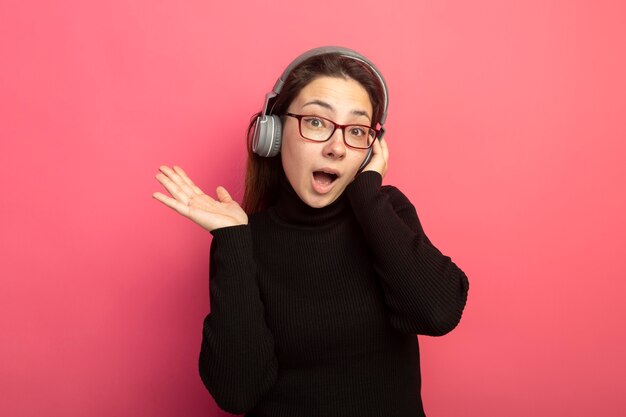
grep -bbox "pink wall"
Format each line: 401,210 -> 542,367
1,1 -> 625,416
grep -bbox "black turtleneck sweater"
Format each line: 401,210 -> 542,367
199,171 -> 469,417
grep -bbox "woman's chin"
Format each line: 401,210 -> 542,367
301,187 -> 345,208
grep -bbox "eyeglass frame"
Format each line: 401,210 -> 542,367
283,112 -> 380,150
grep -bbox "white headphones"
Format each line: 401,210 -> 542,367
251,46 -> 389,169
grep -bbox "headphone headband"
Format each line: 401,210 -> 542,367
261,46 -> 389,126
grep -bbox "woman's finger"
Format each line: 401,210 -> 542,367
155,172 -> 191,205
159,166 -> 197,197
371,137 -> 382,155
215,186 -> 233,203
173,166 -> 204,195
152,191 -> 191,216
380,137 -> 389,164
380,138 -> 389,176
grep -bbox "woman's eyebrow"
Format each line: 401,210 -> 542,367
302,99 -> 371,122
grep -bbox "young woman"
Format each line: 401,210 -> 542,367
153,46 -> 469,417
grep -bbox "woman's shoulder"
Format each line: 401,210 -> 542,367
379,184 -> 415,211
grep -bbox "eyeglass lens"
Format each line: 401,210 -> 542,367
300,116 -> 375,149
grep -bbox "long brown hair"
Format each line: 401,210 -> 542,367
242,53 -> 386,214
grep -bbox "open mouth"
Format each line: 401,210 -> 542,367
312,170 -> 339,186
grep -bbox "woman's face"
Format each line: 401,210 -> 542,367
281,76 -> 373,208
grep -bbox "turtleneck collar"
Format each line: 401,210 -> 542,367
270,172 -> 350,228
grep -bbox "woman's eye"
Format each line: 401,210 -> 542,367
349,127 -> 366,137
304,117 -> 326,129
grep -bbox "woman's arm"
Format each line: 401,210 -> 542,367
153,166 -> 277,413
199,225 -> 278,413
346,171 -> 469,336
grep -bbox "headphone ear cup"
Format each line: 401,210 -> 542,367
252,115 -> 282,157
358,147 -> 373,172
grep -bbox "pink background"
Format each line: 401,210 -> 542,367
1,1 -> 625,416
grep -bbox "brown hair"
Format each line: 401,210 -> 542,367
242,53 -> 386,214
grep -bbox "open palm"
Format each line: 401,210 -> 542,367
153,165 -> 247,232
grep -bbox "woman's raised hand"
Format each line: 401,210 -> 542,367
361,137 -> 389,178
153,166 -> 248,232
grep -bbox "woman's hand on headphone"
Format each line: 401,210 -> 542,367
153,166 -> 248,232
361,137 -> 389,178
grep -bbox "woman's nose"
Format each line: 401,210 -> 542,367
323,128 -> 346,159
